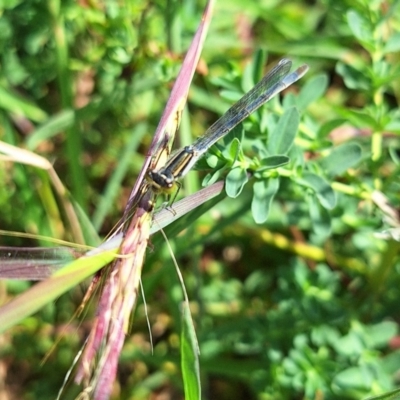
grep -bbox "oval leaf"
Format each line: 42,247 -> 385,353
384,32 -> 400,54
226,137 -> 241,162
336,62 -> 370,91
308,193 -> 331,240
332,367 -> 372,396
320,142 -> 362,176
226,167 -> 248,198
297,74 -> 328,110
251,177 -> 280,224
267,107 -> 300,155
299,172 -> 337,209
347,10 -> 373,47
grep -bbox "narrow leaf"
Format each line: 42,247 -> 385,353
336,107 -> 379,130
25,109 -> 75,150
256,155 -> 290,172
181,303 -> 201,400
0,249 -> 117,332
0,86 -> 48,122
0,246 -> 86,280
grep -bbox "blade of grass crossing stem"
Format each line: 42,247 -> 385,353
181,302 -> 201,400
0,249 -> 117,333
158,224 -> 200,400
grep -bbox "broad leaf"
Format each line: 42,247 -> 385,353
267,107 -> 299,155
299,172 -> 336,209
251,177 -> 280,224
297,74 -> 328,110
320,143 -> 362,176
226,167 -> 248,198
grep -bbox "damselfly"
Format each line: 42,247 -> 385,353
147,58 -> 308,196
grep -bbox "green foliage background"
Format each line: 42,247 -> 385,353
1,0 -> 400,399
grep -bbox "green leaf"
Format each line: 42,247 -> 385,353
389,145 -> 400,165
223,124 -> 244,148
181,303 -> 201,400
365,387 -> 400,400
336,62 -> 371,91
308,193 -> 331,240
385,114 -> 400,134
93,122 -> 148,230
336,107 -> 380,130
202,167 -> 225,186
346,10 -> 374,49
364,321 -> 397,348
320,143 -> 363,176
267,107 -> 300,155
2,49 -> 28,85
318,119 -> 347,138
297,74 -> 328,110
332,365 -> 374,398
299,172 -> 337,209
256,155 -> 290,172
26,110 -> 75,150
384,32 -> 400,54
202,151 -> 229,186
226,137 -> 241,162
205,153 -> 220,168
242,48 -> 266,92
288,144 -> 305,168
0,86 -> 48,122
225,167 -> 248,198
251,177 -> 280,224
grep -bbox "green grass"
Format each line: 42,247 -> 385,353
1,0 -> 400,399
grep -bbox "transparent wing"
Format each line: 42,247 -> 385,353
191,58 -> 307,156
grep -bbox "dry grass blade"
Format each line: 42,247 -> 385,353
74,191 -> 154,399
0,140 -> 85,244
